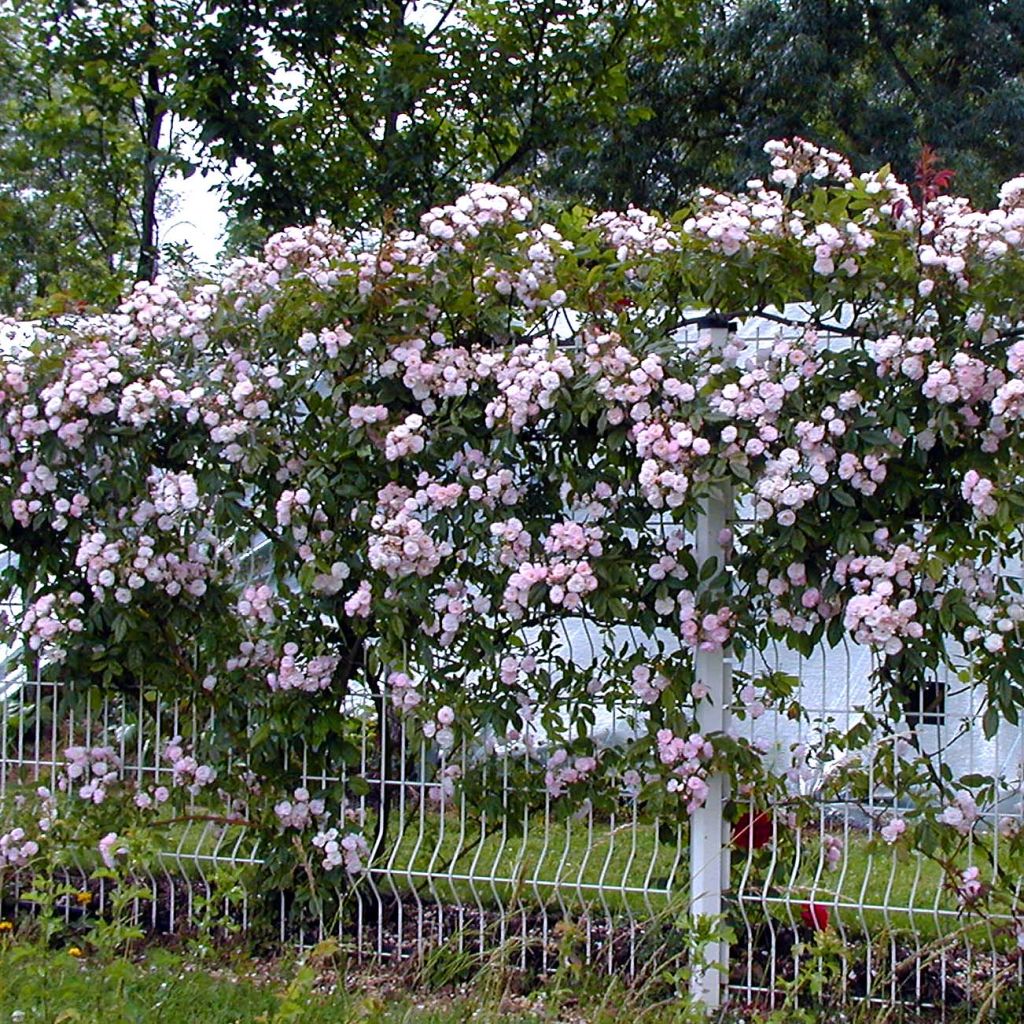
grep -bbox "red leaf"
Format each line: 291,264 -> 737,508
911,144 -> 956,208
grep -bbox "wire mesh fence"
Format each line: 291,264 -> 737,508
0,671 -> 693,968
2,621 -> 1022,1014
2,315 -> 1023,1016
730,635 -> 1024,1010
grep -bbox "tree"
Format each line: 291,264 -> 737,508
181,1 -> 688,233
0,6 -> 142,311
42,1 -> 202,283
6,0 -> 1023,313
2,0 -> 689,308
552,0 -> 1024,211
0,1 -> 208,313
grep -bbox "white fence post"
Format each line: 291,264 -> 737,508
689,317 -> 735,1009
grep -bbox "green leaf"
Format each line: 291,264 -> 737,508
983,706 -> 999,739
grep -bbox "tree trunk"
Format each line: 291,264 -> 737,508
136,9 -> 163,283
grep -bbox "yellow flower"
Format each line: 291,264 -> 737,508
75,891 -> 92,905
68,946 -> 83,958
0,921 -> 13,933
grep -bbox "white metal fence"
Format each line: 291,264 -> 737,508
1,639 -> 1021,1014
2,321 -> 1023,1015
4,592 -> 1024,1013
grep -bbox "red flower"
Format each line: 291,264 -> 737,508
732,809 -> 773,850
800,902 -> 830,931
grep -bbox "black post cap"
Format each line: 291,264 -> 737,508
696,314 -> 738,332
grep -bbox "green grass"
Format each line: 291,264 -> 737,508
130,804 -> 963,942
0,941 -> 545,1024
0,938 -> 1014,1024
0,781 -> 980,947
369,809 -> 963,939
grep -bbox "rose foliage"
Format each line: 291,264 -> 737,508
3,139 -> 1024,931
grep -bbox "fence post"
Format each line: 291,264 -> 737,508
689,316 -> 735,1010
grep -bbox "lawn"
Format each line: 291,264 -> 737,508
357,806 -> 966,940
0,783 -> 980,948
0,939 -> 1015,1024
0,941 -> 532,1024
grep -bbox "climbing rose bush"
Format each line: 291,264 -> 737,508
4,139 -> 1024,923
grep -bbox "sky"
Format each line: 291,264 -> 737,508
162,167 -> 228,268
